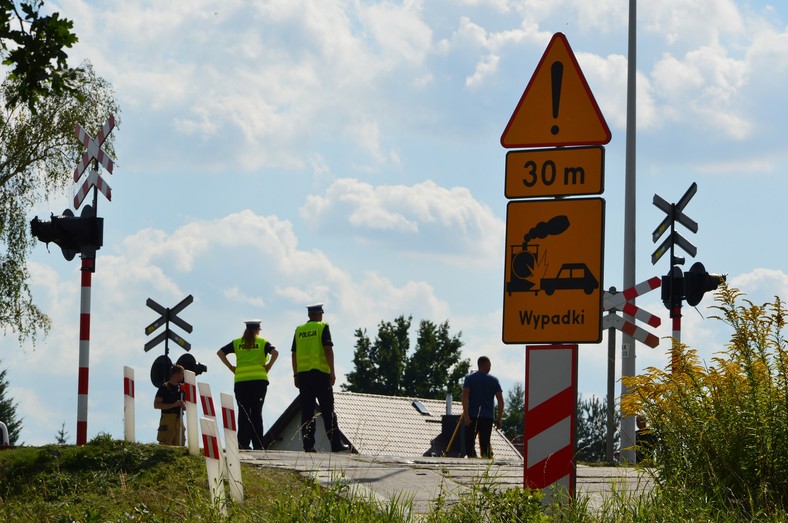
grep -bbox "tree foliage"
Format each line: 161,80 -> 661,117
343,315 -> 470,400
54,421 -> 68,444
0,62 -> 119,344
402,320 -> 470,399
0,1 -> 81,110
501,382 -> 524,439
575,394 -> 618,463
0,362 -> 22,444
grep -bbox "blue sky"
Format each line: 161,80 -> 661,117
2,0 -> 787,445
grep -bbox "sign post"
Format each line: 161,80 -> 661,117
123,366 -> 135,442
652,183 -> 698,366
500,32 -> 610,497
221,392 -> 244,503
144,295 -> 194,355
524,344 -> 577,497
30,114 -> 117,445
72,115 -> 116,445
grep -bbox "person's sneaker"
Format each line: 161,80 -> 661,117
304,448 -> 317,453
331,443 -> 350,452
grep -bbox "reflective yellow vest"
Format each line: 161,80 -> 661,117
294,322 -> 330,374
232,337 -> 270,383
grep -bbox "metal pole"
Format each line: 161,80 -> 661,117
76,256 -> 94,445
77,170 -> 100,446
671,305 -> 681,371
669,261 -> 681,372
606,287 -> 617,463
620,0 -> 638,465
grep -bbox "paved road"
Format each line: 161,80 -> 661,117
241,450 -> 653,515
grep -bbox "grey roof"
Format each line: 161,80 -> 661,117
263,391 -> 523,461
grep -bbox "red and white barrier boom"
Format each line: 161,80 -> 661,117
220,392 -> 244,503
603,277 -> 662,348
123,366 -> 135,442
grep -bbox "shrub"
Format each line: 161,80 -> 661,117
622,285 -> 788,518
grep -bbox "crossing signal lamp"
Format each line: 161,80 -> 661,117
30,204 -> 103,260
684,262 -> 726,307
661,266 -> 684,310
661,262 -> 726,309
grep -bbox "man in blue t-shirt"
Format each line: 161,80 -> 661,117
462,356 -> 504,458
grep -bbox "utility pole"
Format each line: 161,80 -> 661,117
620,0 -> 638,465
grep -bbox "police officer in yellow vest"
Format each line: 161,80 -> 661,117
217,319 -> 278,450
292,303 -> 348,452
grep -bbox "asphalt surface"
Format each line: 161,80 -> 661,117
240,449 -> 654,515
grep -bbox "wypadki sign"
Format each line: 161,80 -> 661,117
502,198 -> 604,344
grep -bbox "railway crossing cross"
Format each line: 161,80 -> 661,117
144,295 -> 194,354
74,115 -> 115,180
652,182 -> 703,371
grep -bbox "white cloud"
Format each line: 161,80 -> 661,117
361,0 -> 433,65
458,0 -> 510,13
300,178 -> 503,264
642,0 -> 746,46
649,43 -> 751,137
729,268 -> 788,303
695,158 -> 774,175
59,0 -> 432,172
222,287 -> 266,309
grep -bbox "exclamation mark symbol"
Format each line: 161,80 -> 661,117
551,61 -> 563,136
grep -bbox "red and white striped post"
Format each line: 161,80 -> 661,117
524,344 -> 578,498
198,382 -> 218,422
123,366 -> 135,442
200,417 -> 227,516
76,257 -> 95,445
71,115 -> 117,445
183,370 -> 200,455
199,382 -> 227,481
671,306 -> 682,370
221,392 -> 244,503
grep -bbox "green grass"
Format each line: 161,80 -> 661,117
0,433 -> 308,522
0,433 -> 546,522
3,432 -> 788,522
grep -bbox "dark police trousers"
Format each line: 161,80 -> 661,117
297,369 -> 341,450
234,379 -> 268,450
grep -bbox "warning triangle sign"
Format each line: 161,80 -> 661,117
501,33 -> 611,148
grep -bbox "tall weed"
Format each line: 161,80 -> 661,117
622,285 -> 788,518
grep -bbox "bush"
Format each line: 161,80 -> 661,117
622,285 -> 788,518
576,394 -> 618,463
